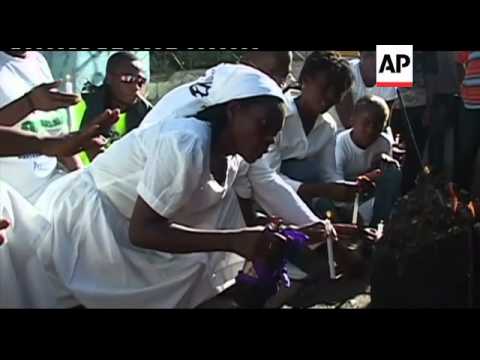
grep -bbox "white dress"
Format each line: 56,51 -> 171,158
35,117 -> 247,308
0,181 -> 59,308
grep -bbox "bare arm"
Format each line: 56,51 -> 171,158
0,109 -> 117,157
297,182 -> 357,203
0,93 -> 34,126
129,196 -> 282,261
0,81 -> 80,126
0,127 -> 45,156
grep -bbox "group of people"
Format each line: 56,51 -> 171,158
0,49 -> 477,308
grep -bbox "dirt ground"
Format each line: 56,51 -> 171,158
266,271 -> 372,309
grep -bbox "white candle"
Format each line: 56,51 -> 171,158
376,220 -> 384,241
325,219 -> 336,280
352,193 -> 360,225
65,74 -> 73,93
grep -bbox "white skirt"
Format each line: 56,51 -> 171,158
35,171 -> 244,308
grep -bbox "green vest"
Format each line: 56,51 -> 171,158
71,99 -> 128,166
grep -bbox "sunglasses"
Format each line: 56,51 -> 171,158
111,73 -> 147,86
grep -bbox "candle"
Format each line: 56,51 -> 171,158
376,220 -> 384,241
65,74 -> 73,93
352,193 -> 360,225
324,218 -> 336,280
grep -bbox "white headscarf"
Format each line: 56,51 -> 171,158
140,63 -> 285,128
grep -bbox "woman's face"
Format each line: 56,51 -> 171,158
228,99 -> 285,163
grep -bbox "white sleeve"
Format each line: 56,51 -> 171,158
335,135 -> 347,181
137,133 -> 205,218
234,147 -> 301,198
279,174 -> 303,193
233,148 -> 281,199
380,135 -> 393,156
233,160 -> 253,199
263,147 -> 304,193
318,134 -> 342,184
385,139 -> 393,156
247,158 -> 320,226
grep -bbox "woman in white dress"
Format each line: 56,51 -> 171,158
35,64 -> 362,308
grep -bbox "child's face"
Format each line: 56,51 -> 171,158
302,72 -> 346,115
351,108 -> 383,148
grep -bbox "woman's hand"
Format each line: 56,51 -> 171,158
0,219 -> 10,246
27,81 -> 80,112
234,227 -> 286,263
41,109 -> 119,157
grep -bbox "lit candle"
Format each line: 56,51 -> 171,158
325,217 -> 336,280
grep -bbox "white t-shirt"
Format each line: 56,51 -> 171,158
335,129 -> 393,181
254,89 -> 340,193
349,59 -> 397,103
0,51 -> 68,202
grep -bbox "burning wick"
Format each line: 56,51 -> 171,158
448,183 -> 460,214
325,213 -> 336,280
467,201 -> 476,219
352,193 -> 360,225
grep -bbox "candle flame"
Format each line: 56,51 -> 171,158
468,201 -> 476,218
326,210 -> 333,220
448,183 -> 459,214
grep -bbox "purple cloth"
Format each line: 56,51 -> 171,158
235,227 -> 310,297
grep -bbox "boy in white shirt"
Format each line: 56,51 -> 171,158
336,95 -> 402,226
334,51 -> 397,131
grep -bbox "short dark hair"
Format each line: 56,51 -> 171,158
106,51 -> 139,74
299,51 -> 353,93
354,95 -> 390,130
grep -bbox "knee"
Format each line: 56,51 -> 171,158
380,167 -> 402,185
